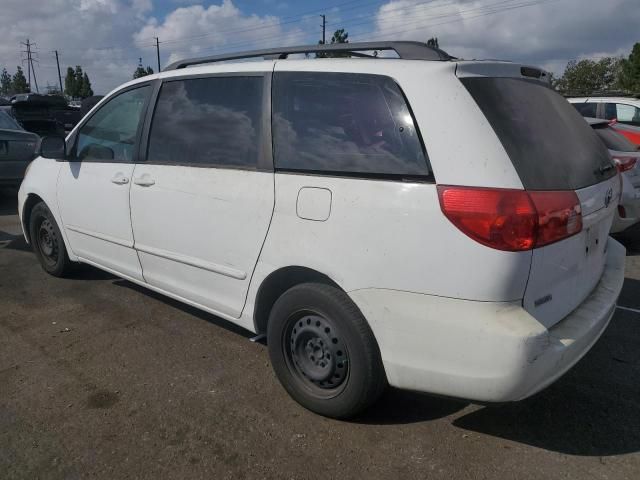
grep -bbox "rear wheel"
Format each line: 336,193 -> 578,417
29,202 -> 73,277
267,283 -> 386,419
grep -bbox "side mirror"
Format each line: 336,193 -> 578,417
39,136 -> 66,159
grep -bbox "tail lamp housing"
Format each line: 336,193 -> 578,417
437,185 -> 583,252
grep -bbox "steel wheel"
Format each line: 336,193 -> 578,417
284,311 -> 350,398
37,218 -> 59,267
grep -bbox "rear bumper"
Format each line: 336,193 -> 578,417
349,238 -> 626,402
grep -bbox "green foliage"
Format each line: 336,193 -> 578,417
64,67 -> 77,97
554,57 -> 623,95
620,43 -> 640,93
80,72 -> 93,98
0,68 -> 12,95
64,66 -> 93,98
11,66 -> 29,94
133,60 -> 154,79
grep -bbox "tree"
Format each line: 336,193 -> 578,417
133,58 -> 154,79
555,57 -> 623,95
426,37 -> 439,48
11,66 -> 29,94
620,43 -> 640,93
64,66 -> 77,98
79,72 -> 93,98
1,68 -> 12,95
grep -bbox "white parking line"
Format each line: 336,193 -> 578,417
617,305 -> 640,315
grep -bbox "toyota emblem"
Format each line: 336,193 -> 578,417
604,187 -> 613,208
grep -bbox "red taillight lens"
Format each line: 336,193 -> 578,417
437,186 -> 582,251
613,156 -> 637,173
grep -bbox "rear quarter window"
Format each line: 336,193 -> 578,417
272,72 -> 431,179
461,77 -> 615,190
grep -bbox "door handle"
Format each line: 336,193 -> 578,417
111,174 -> 129,185
134,175 -> 155,187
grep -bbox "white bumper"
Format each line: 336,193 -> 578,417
349,238 -> 626,402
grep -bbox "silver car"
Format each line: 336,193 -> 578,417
587,117 -> 640,232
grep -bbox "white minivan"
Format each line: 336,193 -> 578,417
18,42 -> 625,418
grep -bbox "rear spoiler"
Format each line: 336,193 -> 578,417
455,61 -> 551,84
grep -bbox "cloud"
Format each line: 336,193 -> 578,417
0,0 -> 150,94
371,0 -> 640,74
133,0 -> 308,66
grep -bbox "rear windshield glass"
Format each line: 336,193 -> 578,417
461,77 -> 615,190
593,125 -> 638,152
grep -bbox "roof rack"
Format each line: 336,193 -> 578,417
562,91 -> 640,99
164,41 -> 453,71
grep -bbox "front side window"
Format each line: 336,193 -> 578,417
146,76 -> 263,168
76,86 -> 150,162
272,72 -> 430,177
604,103 -> 640,126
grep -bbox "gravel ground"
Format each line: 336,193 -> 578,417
1,189 -> 640,480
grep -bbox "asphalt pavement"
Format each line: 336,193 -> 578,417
1,188 -> 639,480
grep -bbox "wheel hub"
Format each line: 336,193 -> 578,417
289,314 -> 348,390
38,219 -> 58,263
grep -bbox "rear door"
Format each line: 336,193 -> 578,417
130,74 -> 274,318
461,75 -> 620,328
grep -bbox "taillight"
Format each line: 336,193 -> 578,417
437,186 -> 582,252
613,156 -> 637,173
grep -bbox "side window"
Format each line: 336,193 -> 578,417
604,103 -> 640,126
572,102 -> 597,118
272,72 -> 430,177
76,86 -> 151,162
147,76 -> 263,168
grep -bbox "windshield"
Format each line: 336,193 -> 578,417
0,110 -> 22,131
461,77 -> 616,190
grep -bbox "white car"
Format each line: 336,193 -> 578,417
18,42 -> 625,418
586,117 -> 640,232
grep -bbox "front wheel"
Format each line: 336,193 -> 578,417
267,283 -> 386,419
29,201 -> 74,277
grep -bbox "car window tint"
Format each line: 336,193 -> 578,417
272,72 -> 430,177
147,76 -> 263,168
76,86 -> 150,162
604,103 -> 640,126
572,102 -> 597,118
462,77 -> 615,190
0,110 -> 21,130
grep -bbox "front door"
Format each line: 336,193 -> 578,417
57,84 -> 152,280
130,74 -> 274,318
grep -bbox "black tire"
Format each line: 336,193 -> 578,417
267,283 -> 387,419
29,201 -> 73,277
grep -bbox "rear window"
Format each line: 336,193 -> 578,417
461,77 -> 615,190
272,72 -> 430,178
593,124 -> 638,152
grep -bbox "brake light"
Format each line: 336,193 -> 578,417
613,156 -> 637,173
437,186 -> 582,251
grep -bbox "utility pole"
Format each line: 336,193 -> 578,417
20,38 -> 39,93
30,54 -> 39,93
54,50 -> 63,94
154,37 -> 161,72
320,15 -> 326,45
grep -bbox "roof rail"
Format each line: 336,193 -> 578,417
164,41 -> 453,71
562,91 -> 640,99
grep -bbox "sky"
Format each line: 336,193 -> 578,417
1,0 -> 638,95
